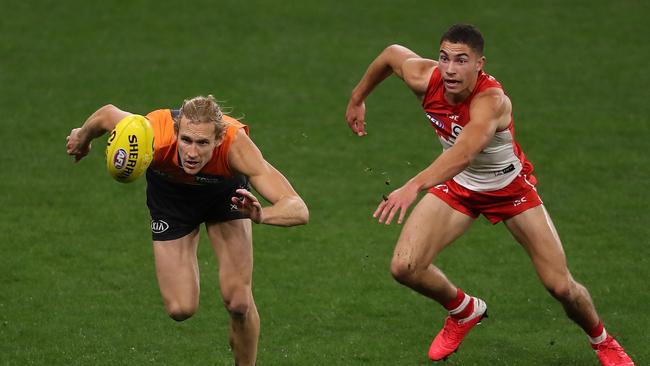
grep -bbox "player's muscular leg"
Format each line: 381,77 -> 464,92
505,205 -> 600,331
153,228 -> 201,321
391,194 -> 475,304
207,219 -> 259,366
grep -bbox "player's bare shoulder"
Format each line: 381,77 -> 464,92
232,127 -> 250,142
228,128 -> 264,175
402,58 -> 438,97
229,128 -> 255,158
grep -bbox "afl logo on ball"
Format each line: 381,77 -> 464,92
151,220 -> 169,234
113,148 -> 127,169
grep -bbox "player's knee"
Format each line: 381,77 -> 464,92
544,278 -> 575,301
165,302 -> 197,322
168,311 -> 193,322
223,289 -> 253,318
390,256 -> 417,285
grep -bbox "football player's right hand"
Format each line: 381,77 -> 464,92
345,100 -> 368,137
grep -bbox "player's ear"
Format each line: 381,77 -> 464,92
213,123 -> 227,147
214,131 -> 226,147
214,136 -> 224,147
477,55 -> 485,71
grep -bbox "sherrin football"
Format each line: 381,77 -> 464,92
105,114 -> 154,183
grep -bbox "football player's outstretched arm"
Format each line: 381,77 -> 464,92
66,105 -> 131,162
345,44 -> 437,136
374,89 -> 509,225
228,130 -> 309,226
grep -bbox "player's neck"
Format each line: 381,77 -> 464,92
444,88 -> 472,104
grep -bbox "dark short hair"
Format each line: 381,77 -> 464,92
440,24 -> 484,56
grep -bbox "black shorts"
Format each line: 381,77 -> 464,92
146,170 -> 250,241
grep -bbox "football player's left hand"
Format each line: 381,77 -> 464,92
232,188 -> 264,224
66,128 -> 91,162
374,183 -> 419,225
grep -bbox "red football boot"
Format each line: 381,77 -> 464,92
592,335 -> 635,366
428,297 -> 487,361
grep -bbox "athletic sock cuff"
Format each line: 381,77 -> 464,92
444,288 -> 466,311
588,320 -> 607,344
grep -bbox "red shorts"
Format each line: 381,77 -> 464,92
428,173 -> 543,224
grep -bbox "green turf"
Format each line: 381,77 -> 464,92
1,0 -> 649,365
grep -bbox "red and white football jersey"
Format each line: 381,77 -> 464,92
422,68 -> 534,191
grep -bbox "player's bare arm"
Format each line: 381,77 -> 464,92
66,104 -> 131,162
228,130 -> 309,226
345,45 -> 437,136
375,88 -> 510,225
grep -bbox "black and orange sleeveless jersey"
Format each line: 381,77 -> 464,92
145,109 -> 249,185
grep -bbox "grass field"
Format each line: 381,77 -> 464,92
2,1 -> 649,365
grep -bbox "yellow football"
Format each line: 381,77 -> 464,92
105,114 -> 154,183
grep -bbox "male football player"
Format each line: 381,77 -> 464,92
345,24 -> 634,365
67,95 -> 309,366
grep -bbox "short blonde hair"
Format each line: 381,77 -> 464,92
174,95 -> 227,140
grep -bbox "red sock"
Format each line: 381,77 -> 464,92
444,288 -> 474,320
588,320 -> 607,344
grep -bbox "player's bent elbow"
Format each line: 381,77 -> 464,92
385,44 -> 401,53
283,196 -> 309,226
385,44 -> 409,56
299,209 -> 309,225
98,104 -> 119,116
295,199 -> 309,225
265,196 -> 309,226
96,104 -> 125,131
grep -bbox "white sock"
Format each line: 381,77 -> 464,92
589,328 -> 607,345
